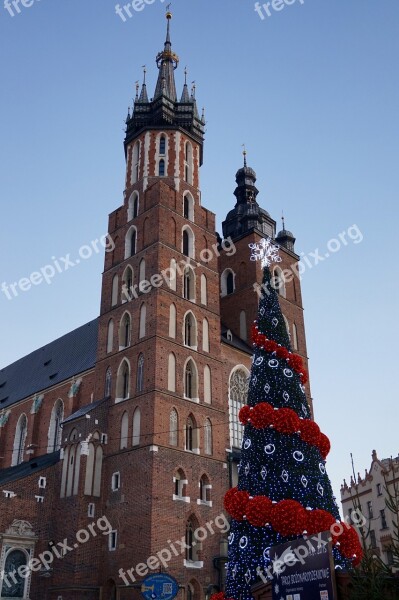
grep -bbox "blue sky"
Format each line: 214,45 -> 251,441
0,0 -> 398,500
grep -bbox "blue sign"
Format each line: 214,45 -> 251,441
271,532 -> 338,600
141,574 -> 180,600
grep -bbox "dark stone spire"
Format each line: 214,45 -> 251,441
139,66 -> 149,103
180,67 -> 190,102
276,214 -> 296,253
153,11 -> 178,102
222,151 -> 276,242
124,12 -> 205,164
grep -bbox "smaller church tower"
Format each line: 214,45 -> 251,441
219,152 -> 313,414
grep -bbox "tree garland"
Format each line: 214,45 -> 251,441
223,487 -> 363,565
252,323 -> 309,385
239,403 -> 331,459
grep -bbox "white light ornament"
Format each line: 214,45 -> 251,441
249,237 -> 282,268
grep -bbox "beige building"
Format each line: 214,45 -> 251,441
341,450 -> 399,566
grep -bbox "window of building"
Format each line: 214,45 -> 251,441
183,193 -> 194,221
139,304 -> 147,338
1,549 -> 29,598
185,415 -> 199,452
168,259 -> 177,291
184,142 -> 193,185
183,267 -> 196,301
120,412 -> 129,450
132,408 -> 141,446
83,444 -> 103,497
105,368 -> 112,397
202,318 -> 210,352
107,319 -> 114,353
121,266 -> 134,304
168,353 -> 176,392
292,323 -> 299,350
109,530 -> 118,551
184,312 -> 197,349
199,474 -> 211,505
185,518 -> 202,565
119,313 -> 131,349
377,483 -> 383,496
125,226 -> 137,259
228,367 -> 249,449
182,226 -> 195,258
112,472 -> 120,491
128,191 -> 139,221
169,303 -> 177,338
116,360 -> 130,402
367,501 -> 374,519
380,509 -> 388,529
370,530 -> 377,548
203,366 -> 212,404
159,159 -> 165,177
386,549 -> 394,566
132,141 -> 140,183
88,503 -> 95,518
184,360 -> 199,401
200,274 -> 207,305
169,409 -> 178,446
221,269 -> 235,297
47,399 -> 64,453
136,354 -> 144,393
159,135 -> 166,156
273,267 -> 286,298
204,419 -> 212,455
111,274 -> 119,307
173,469 -> 188,501
12,414 -> 28,466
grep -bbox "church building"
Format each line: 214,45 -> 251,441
0,13 -> 311,600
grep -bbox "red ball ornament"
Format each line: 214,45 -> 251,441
224,488 -> 249,521
317,433 -> 331,459
306,509 -> 336,535
299,420 -> 321,445
287,354 -> 303,372
271,499 -> 307,536
272,408 -> 300,434
239,405 -> 251,425
300,371 -> 309,385
276,346 -> 290,360
210,593 -> 225,600
246,496 -> 273,527
264,340 -> 278,353
251,403 -> 274,429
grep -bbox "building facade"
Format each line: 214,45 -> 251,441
0,14 -> 311,600
341,450 -> 399,567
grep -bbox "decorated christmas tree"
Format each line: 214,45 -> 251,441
217,239 -> 363,600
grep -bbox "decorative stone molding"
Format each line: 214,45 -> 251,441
31,394 -> 44,414
0,410 -> 11,427
5,520 -> 36,538
68,378 -> 82,398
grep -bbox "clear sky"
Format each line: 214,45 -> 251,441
1,0 -> 398,502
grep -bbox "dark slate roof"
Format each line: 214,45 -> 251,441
62,398 -> 106,425
0,451 -> 60,486
221,325 -> 252,355
0,319 -> 98,410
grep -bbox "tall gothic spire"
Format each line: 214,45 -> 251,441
153,11 -> 179,102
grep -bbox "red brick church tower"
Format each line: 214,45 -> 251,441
0,13 -> 312,600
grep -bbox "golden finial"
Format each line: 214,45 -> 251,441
166,3 -> 172,19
